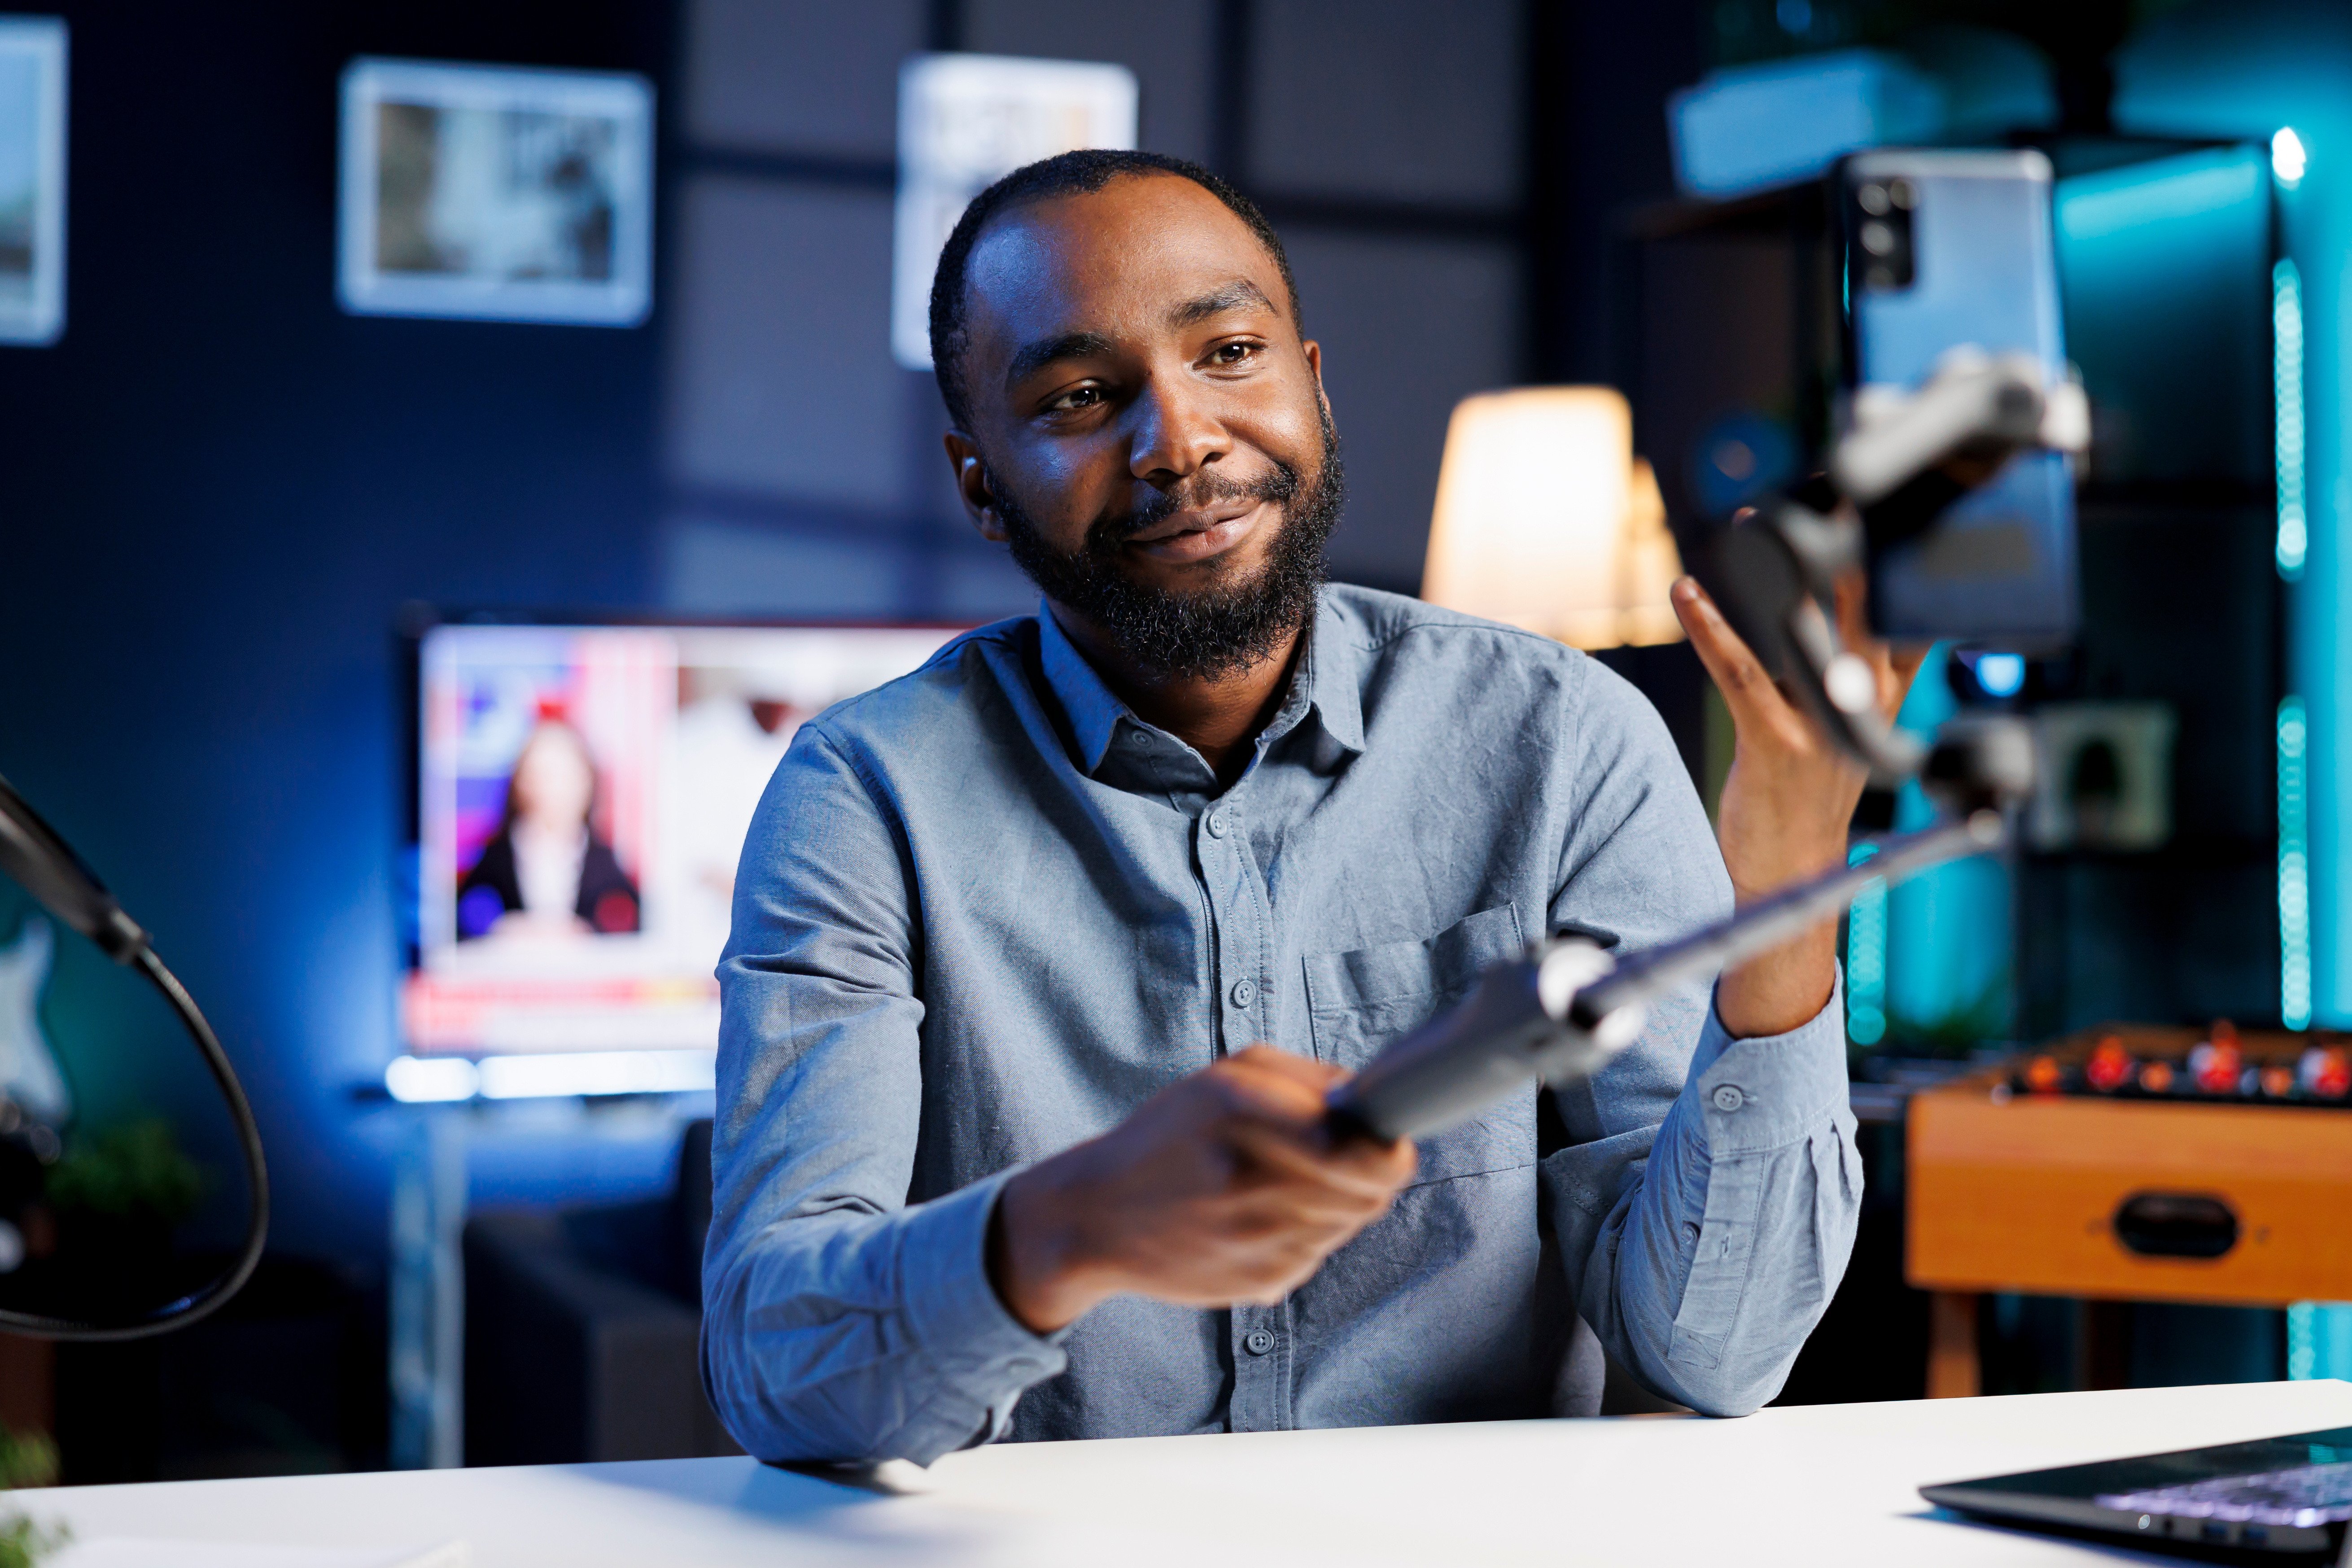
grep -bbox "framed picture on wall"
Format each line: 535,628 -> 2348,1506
891,54 -> 1137,369
337,58 -> 653,326
0,17 -> 67,346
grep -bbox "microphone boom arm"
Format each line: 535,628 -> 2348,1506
1325,351 -> 2080,1146
1325,812 -> 2000,1144
0,770 -> 269,1340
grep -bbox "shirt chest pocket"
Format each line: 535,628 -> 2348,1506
1302,904 -> 1534,1186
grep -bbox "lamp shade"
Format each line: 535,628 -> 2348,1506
1421,387 -> 1685,651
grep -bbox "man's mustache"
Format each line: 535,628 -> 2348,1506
1088,462 -> 1302,551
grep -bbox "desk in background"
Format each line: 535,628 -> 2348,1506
28,1381 -> 2352,1566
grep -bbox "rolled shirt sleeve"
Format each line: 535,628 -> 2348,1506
1550,984 -> 1862,1417
1538,660 -> 1864,1416
700,725 -> 1067,1466
705,1168 -> 1067,1464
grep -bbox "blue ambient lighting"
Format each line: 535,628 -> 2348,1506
2289,1302 -> 2352,1381
1845,841 -> 1887,1046
384,1055 -> 477,1103
2281,696 -> 2311,1030
2057,149 -> 2263,245
2273,126 -> 2307,187
2277,258 -> 2307,578
384,1050 -> 717,1102
1972,652 -> 2026,698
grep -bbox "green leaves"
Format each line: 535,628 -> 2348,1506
46,1119 -> 205,1227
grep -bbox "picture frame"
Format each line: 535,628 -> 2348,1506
338,57 -> 653,327
891,53 -> 1137,369
0,17 -> 66,347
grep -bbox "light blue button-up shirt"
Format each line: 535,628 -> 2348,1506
704,585 -> 1861,1465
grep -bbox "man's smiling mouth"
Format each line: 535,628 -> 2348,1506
1120,499 -> 1272,565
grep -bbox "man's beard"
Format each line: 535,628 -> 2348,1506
993,409 -> 1345,682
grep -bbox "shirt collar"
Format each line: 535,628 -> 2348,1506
1032,591 -> 1368,780
1300,589 -> 1367,757
1035,603 -> 1133,776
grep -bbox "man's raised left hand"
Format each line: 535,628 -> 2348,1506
1669,572 -> 1925,1039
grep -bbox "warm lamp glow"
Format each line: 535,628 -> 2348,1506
1421,388 -> 1685,650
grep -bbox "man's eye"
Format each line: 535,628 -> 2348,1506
1210,341 -> 1260,366
1046,386 -> 1102,413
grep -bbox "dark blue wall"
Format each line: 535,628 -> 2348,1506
0,0 -> 1701,1283
0,1 -> 671,1271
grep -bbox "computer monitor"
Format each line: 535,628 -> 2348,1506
396,616 -> 962,1088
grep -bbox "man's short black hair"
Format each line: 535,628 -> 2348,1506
927,149 -> 1301,432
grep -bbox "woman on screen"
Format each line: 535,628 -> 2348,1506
456,717 -> 640,942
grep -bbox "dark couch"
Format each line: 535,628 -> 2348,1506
463,1118 -> 741,1464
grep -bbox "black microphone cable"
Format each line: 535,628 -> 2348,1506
0,769 -> 267,1340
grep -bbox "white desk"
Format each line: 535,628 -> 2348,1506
32,1380 -> 2352,1566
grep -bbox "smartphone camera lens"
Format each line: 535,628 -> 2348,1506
1851,174 -> 1915,290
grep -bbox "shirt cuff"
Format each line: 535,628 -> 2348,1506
1683,967 -> 1850,1155
898,1165 -> 1071,1389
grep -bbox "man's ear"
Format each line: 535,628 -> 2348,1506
943,431 -> 1008,542
1303,338 -> 1330,419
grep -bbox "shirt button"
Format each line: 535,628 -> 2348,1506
1229,978 -> 1256,1008
1205,810 -> 1228,838
1711,1084 -> 1747,1113
1244,1328 -> 1275,1356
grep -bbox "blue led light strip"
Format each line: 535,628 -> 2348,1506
1845,840 -> 1887,1046
2282,695 -> 2312,1030
2277,258 -> 2307,578
2289,1302 -> 2352,1381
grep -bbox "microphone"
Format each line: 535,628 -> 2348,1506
1322,938 -> 1637,1144
0,768 -> 269,1340
1324,812 -> 2003,1145
0,772 -> 152,963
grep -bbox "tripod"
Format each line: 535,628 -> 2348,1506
1327,351 -> 2086,1144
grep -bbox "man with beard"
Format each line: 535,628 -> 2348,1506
703,151 -> 1905,1465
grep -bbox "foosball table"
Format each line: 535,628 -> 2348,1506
1906,1022 -> 2352,1396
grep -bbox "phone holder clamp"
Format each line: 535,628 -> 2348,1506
1325,349 -> 2077,1145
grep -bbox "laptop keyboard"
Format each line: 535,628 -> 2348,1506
2099,1462 -> 2352,1528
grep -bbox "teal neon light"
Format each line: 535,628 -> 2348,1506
2277,258 -> 2308,578
2275,126 -> 2308,187
1845,840 -> 1887,1046
2057,149 -> 2262,244
2282,695 -> 2312,1029
2289,1302 -> 2352,1380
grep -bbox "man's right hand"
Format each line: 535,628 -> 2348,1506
987,1044 -> 1418,1334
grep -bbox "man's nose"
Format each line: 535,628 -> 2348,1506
1127,372 -> 1228,485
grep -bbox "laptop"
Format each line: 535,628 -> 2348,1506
1922,1428 -> 2352,1558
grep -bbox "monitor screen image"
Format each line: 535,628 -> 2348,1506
403,620 -> 962,1057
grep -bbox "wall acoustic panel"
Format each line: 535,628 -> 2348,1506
1281,227 -> 1520,591
1248,0 -> 1522,208
933,543 -> 1039,622
963,0 -> 1217,166
683,0 -> 927,160
662,516 -> 911,616
662,516 -> 1035,622
667,177 -> 905,509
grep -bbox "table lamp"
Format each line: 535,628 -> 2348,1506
1421,387 -> 1683,650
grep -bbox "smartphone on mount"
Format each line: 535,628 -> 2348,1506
1839,147 -> 2078,649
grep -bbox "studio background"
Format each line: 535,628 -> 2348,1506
0,0 -> 1697,1322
